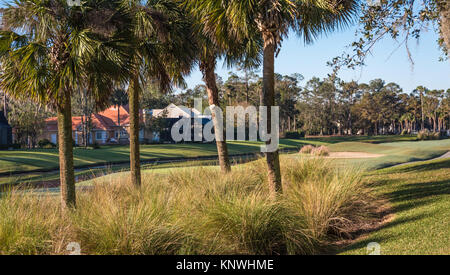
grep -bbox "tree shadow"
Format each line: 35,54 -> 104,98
336,160 -> 450,254
387,158 -> 450,174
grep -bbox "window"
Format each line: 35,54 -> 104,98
96,131 -> 106,140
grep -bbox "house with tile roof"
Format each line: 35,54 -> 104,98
40,103 -> 211,145
41,105 -> 138,145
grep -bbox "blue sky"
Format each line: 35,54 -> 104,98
185,26 -> 450,93
1,1 -> 447,93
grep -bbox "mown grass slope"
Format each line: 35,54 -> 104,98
339,157 -> 450,255
0,139 -> 315,174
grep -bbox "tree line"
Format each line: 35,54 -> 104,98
145,74 -> 450,137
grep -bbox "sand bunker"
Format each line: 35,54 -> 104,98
327,152 -> 384,159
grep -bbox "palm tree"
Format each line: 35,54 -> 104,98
184,2 -> 262,173
190,0 -> 357,197
110,88 -> 128,127
119,0 -> 197,186
0,0 -> 132,209
413,86 -> 429,130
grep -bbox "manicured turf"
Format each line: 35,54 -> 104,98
5,136 -> 450,255
326,139 -> 450,170
339,157 -> 450,255
304,135 -> 418,144
0,139 -> 313,174
0,135 -> 438,174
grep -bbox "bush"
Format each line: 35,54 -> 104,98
299,145 -> 315,154
417,129 -> 430,140
0,156 -> 380,255
282,158 -> 378,240
0,144 -> 21,150
432,132 -> 442,140
38,139 -> 56,149
312,146 -> 330,157
417,129 -> 442,140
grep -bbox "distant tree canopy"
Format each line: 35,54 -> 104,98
159,73 -> 450,136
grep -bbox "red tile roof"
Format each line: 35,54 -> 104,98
44,105 -> 132,132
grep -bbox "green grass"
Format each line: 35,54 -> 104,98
304,135 -> 418,144
0,158 -> 223,186
0,135 -> 423,174
339,157 -> 450,255
2,137 -> 449,189
287,139 -> 450,171
0,156 -> 378,255
0,139 -> 317,174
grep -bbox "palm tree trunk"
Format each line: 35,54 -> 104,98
200,54 -> 231,173
262,33 -> 282,197
57,89 -> 76,209
2,91 -> 6,120
118,106 -> 121,127
82,90 -> 88,147
293,115 -> 296,131
420,92 -> 425,130
128,73 -> 141,187
433,113 -> 437,132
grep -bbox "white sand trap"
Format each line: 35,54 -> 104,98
327,152 -> 384,159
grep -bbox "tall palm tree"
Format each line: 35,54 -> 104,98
414,86 -> 429,130
0,0 -> 132,209
119,0 -> 196,187
184,2 -> 262,173
192,0 -> 357,197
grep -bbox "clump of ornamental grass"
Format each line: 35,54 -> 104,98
299,145 -> 315,154
282,157 -> 379,242
70,177 -> 190,255
311,146 -> 330,157
0,190 -> 70,255
0,156 -> 380,255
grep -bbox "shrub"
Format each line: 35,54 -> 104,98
432,132 -> 441,140
417,129 -> 441,140
312,146 -> 330,157
38,139 -> 56,149
0,144 -> 21,150
282,158 -> 378,241
299,145 -> 315,154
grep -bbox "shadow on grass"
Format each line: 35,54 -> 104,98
337,158 -> 450,254
386,158 -> 450,174
337,214 -> 428,254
